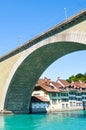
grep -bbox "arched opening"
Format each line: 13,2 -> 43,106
30,50 -> 86,113
4,41 -> 86,113
40,50 -> 86,80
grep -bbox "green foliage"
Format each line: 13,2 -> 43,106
67,73 -> 86,83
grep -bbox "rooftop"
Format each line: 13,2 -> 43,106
35,77 -> 86,92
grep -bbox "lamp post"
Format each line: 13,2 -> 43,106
64,8 -> 67,20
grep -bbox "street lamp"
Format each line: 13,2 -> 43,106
64,8 -> 67,20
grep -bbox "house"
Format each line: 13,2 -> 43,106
31,77 -> 86,113
31,95 -> 49,113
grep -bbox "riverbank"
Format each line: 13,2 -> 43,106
0,110 -> 13,115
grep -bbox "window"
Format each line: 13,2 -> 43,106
62,99 -> 68,102
73,102 -> 76,106
61,93 -> 68,96
66,104 -> 68,108
76,98 -> 82,101
76,93 -> 81,96
83,97 -> 86,100
58,99 -> 60,103
58,93 -> 60,97
82,92 -> 86,95
79,103 -> 82,106
52,93 -> 56,97
70,102 -> 72,107
76,103 -> 79,106
62,104 -> 65,108
52,99 -> 57,104
69,91 -> 76,95
69,97 -> 76,100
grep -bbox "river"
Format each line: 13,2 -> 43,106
0,110 -> 86,130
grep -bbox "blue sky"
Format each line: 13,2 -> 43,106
41,50 -> 86,81
0,0 -> 86,80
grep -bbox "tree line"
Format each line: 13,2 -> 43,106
67,73 -> 86,83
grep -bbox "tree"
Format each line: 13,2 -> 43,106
67,73 -> 86,83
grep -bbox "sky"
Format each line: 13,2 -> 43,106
0,0 -> 86,80
41,50 -> 86,81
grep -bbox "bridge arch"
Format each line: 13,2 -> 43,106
0,10 -> 86,113
4,40 -> 86,113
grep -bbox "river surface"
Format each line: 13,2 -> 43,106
0,110 -> 86,130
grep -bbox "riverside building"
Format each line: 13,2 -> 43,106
31,77 -> 86,113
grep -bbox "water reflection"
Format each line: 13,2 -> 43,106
0,115 -> 5,129
47,110 -> 85,119
50,110 -> 86,118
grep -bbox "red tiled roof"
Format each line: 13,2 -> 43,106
51,81 -> 61,88
32,96 -> 49,102
35,78 -> 86,92
81,82 -> 86,88
36,79 -> 60,92
58,79 -> 70,87
71,81 -> 86,88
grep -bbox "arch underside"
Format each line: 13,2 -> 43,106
4,41 -> 86,113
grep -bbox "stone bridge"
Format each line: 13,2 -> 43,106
0,10 -> 86,113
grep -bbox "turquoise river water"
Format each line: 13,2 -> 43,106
0,110 -> 86,130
